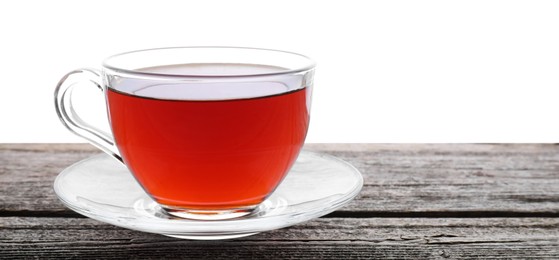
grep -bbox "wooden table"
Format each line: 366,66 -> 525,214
1,144 -> 558,259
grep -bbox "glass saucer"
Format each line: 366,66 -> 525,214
54,151 -> 363,240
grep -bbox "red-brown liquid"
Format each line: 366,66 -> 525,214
107,87 -> 309,210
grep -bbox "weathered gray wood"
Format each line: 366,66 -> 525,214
0,146 -> 97,215
1,144 -> 559,215
2,144 -> 559,259
1,217 -> 558,259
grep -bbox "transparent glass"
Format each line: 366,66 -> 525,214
55,47 -> 315,220
54,151 -> 363,240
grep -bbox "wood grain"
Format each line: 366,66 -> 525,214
2,144 -> 559,259
1,217 -> 558,259
1,144 -> 559,215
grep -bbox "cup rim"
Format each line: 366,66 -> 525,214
102,46 -> 316,79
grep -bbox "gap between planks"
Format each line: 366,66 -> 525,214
1,210 -> 559,219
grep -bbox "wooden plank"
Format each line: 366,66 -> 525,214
1,144 -> 559,215
0,147 -> 97,214
330,144 -> 559,214
1,217 -> 558,259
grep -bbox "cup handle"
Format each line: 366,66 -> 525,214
54,68 -> 123,163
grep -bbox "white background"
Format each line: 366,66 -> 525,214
1,0 -> 559,143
